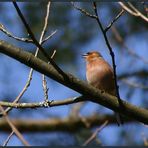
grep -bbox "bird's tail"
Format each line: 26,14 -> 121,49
115,112 -> 124,126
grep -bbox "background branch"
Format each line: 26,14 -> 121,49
0,105 -> 30,146
82,120 -> 108,146
0,114 -> 134,133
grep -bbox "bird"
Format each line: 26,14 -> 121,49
82,51 -> 123,126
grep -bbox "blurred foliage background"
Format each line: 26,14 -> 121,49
0,2 -> 148,146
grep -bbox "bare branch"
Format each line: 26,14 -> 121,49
0,41 -> 148,124
118,2 -> 148,22
92,2 -> 123,124
42,49 -> 57,103
0,105 -> 30,146
0,96 -> 84,109
0,114 -> 134,133
92,2 -> 119,98
40,1 -> 51,103
0,24 -> 32,43
71,2 -> 97,19
0,1 -> 56,116
0,24 -> 56,44
105,9 -> 125,32
127,2 -> 148,22
12,1 -> 66,77
118,2 -> 138,16
42,30 -> 57,44
83,120 -> 108,146
3,131 -> 14,146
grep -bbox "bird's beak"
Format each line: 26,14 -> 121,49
82,53 -> 88,58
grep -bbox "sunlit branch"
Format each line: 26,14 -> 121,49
118,2 -> 148,22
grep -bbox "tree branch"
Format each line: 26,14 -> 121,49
0,40 -> 148,125
71,2 -> 97,19
0,24 -> 32,43
0,114 -> 134,133
118,2 -> 148,22
105,9 -> 125,32
12,1 -> 67,78
92,2 -> 124,124
3,131 -> 14,146
0,96 -> 84,109
0,105 -> 30,146
82,120 -> 108,146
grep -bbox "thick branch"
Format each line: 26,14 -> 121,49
0,40 -> 148,125
0,114 -> 134,133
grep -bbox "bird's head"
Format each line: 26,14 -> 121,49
82,51 -> 102,62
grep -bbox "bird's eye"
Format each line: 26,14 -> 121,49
87,52 -> 91,55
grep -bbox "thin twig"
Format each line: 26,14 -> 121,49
42,77 -> 49,103
0,105 -> 30,146
0,23 -> 56,44
38,1 -> 51,104
41,3 -> 56,104
71,2 -> 97,19
12,1 -> 67,78
118,2 -> 148,22
3,131 -> 14,146
83,120 -> 108,146
43,50 -> 56,103
0,69 -> 34,117
42,30 -> 57,44
105,9 -> 125,32
0,24 -> 33,43
119,2 -> 140,16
